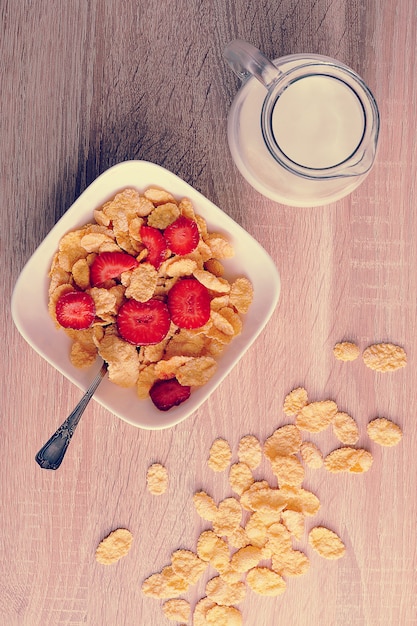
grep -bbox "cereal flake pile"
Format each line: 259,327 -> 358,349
139,378 -> 403,625
48,187 -> 253,411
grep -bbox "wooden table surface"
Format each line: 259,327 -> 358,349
2,1 -> 417,625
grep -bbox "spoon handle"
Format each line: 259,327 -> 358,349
35,362 -> 107,470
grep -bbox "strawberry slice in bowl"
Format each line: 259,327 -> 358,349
167,277 -> 211,329
55,291 -> 96,330
140,224 -> 168,269
149,378 -> 191,411
116,298 -> 171,346
164,216 -> 199,255
90,251 -> 139,287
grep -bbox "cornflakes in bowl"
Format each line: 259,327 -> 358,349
11,161 -> 280,429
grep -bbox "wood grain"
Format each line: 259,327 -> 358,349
2,1 -> 417,625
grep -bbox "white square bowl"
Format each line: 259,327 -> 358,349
11,160 -> 280,429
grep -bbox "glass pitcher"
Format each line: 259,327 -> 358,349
224,40 -> 380,207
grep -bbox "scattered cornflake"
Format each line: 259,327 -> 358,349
141,565 -> 190,599
266,522 -> 292,560
95,528 -> 133,565
333,341 -> 360,362
208,438 -> 232,472
230,545 -> 264,573
299,441 -> 324,469
283,387 -> 308,416
281,509 -> 305,541
324,447 -> 373,474
237,434 -> 262,469
278,485 -> 321,517
197,530 -> 230,572
213,497 -> 242,537
229,462 -> 255,495
205,575 -> 246,606
247,567 -> 286,596
264,424 -> 302,460
206,604 -> 243,626
308,526 -> 346,560
367,417 -> 403,447
192,597 -> 217,626
270,455 -> 305,487
162,598 -> 190,623
171,549 -> 207,584
273,548 -> 310,578
244,511 -> 268,548
146,463 -> 168,495
141,378 -> 405,624
332,411 -> 360,445
362,343 -> 407,372
228,526 -> 250,550
295,400 -> 338,433
193,491 -> 218,522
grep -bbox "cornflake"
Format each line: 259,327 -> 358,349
308,526 -> 346,560
332,411 -> 360,445
362,343 -> 407,372
264,425 -> 302,460
246,566 -> 286,596
283,387 -> 308,416
162,598 -> 190,623
146,463 -> 168,495
141,565 -> 189,599
206,605 -> 243,626
367,417 -> 403,447
237,434 -> 262,469
208,438 -> 232,472
324,447 -> 373,474
270,455 -> 305,487
299,441 -> 324,469
95,528 -> 133,565
171,549 -> 207,584
196,530 -> 230,571
333,341 -> 360,361
295,400 -> 338,433
193,491 -> 218,522
229,277 -> 254,314
213,497 -> 242,537
205,575 -> 246,605
281,510 -> 305,541
193,598 -> 217,626
229,462 -> 255,495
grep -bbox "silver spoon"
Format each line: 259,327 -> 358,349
35,362 -> 108,470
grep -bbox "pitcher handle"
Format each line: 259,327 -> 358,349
224,39 -> 281,88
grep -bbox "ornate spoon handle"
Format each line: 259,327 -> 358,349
35,362 -> 107,470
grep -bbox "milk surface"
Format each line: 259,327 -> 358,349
271,75 -> 365,169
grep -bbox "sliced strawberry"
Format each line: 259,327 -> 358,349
149,378 -> 191,411
167,278 -> 211,329
55,291 -> 96,330
140,224 -> 168,269
164,216 -> 200,256
90,251 -> 139,287
116,299 -> 171,345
